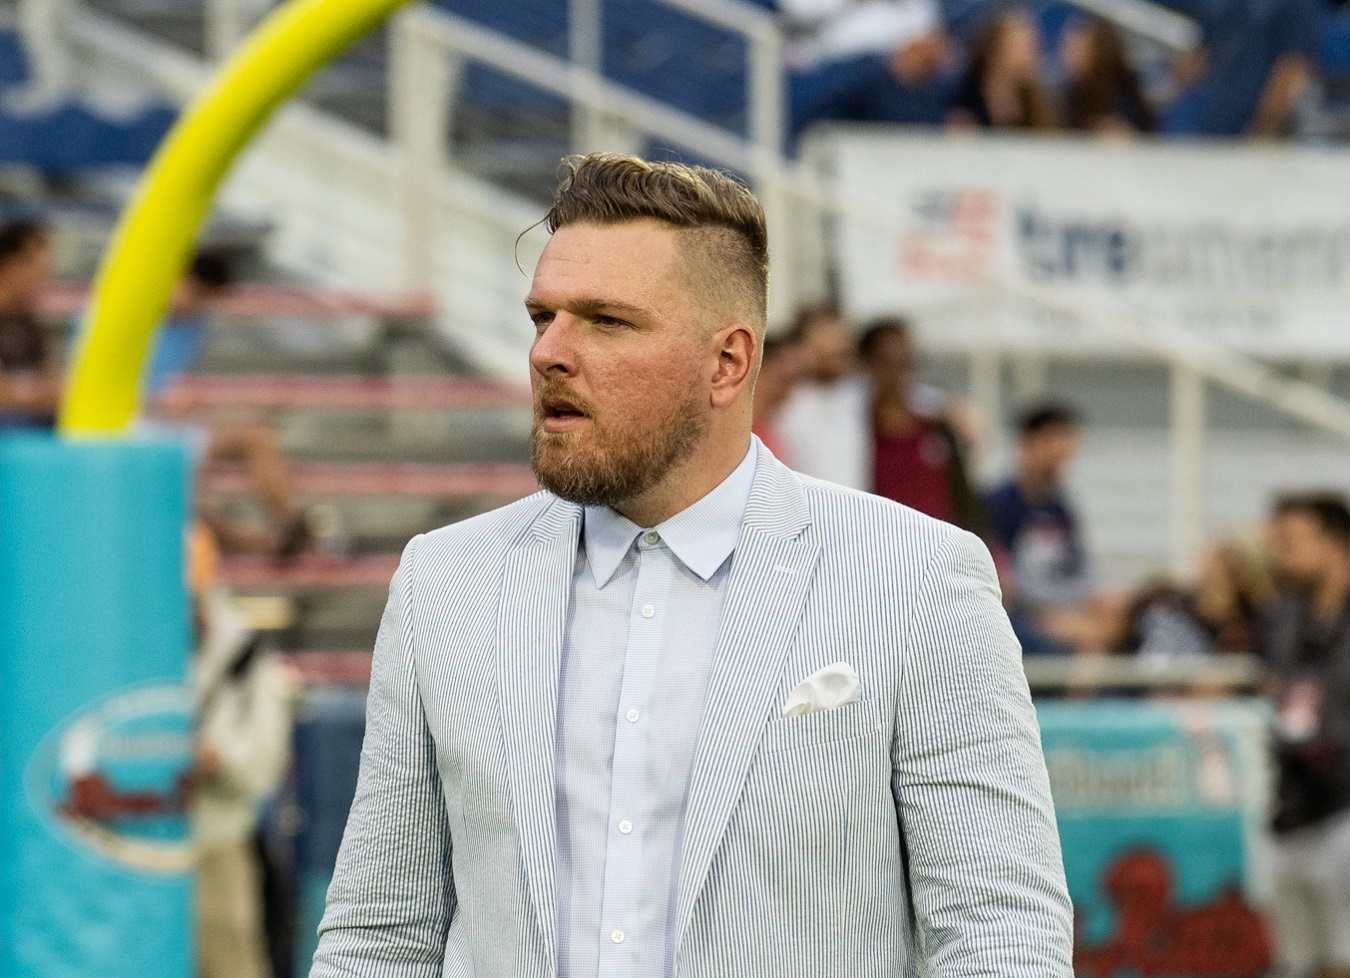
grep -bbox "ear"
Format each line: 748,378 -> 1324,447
709,323 -> 756,409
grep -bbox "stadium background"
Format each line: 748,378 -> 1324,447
3,0 -> 1350,973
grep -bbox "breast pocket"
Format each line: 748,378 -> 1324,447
759,697 -> 886,754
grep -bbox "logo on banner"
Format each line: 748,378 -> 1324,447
27,684 -> 195,874
1074,849 -> 1271,977
898,189 -> 1000,283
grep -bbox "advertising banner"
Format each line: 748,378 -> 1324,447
825,131 -> 1350,357
0,436 -> 193,978
1037,698 -> 1274,977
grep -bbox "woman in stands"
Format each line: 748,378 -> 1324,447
1061,16 -> 1156,135
947,11 -> 1058,130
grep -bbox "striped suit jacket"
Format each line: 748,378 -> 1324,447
312,441 -> 1074,977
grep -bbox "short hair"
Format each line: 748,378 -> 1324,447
0,219 -> 47,266
1019,402 -> 1080,436
760,333 -> 798,365
189,249 -> 235,290
858,315 -> 913,361
1273,493 -> 1350,543
544,153 -> 769,332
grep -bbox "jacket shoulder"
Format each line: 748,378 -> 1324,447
796,473 -> 980,568
402,491 -> 561,576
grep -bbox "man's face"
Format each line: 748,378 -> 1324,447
1021,423 -> 1078,486
1269,512 -> 1343,590
526,219 -> 713,507
0,236 -> 52,308
863,330 -> 916,397
802,314 -> 855,383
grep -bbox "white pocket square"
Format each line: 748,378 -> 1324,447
781,661 -> 862,717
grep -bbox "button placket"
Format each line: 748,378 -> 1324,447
595,539 -> 674,977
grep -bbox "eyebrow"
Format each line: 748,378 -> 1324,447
524,296 -> 650,318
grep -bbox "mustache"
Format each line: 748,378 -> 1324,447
533,381 -> 595,419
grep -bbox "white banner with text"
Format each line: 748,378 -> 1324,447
824,130 -> 1350,357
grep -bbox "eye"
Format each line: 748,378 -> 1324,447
594,314 -> 630,329
530,311 -> 554,331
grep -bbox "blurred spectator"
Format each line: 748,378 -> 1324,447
1060,15 -> 1156,134
0,218 -> 60,430
1124,541 -> 1273,657
860,316 -> 988,535
144,249 -> 232,401
786,1 -> 956,143
1163,0 -> 1319,137
781,0 -> 941,66
145,251 -> 312,558
776,304 -> 871,489
752,332 -> 807,464
948,11 -> 1059,130
986,403 -> 1117,655
189,522 -> 296,978
1261,493 -> 1350,976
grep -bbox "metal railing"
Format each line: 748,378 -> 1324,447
31,0 -> 1350,582
388,3 -> 790,308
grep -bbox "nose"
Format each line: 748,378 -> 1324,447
530,312 -> 581,379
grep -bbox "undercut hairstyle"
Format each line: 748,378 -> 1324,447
0,219 -> 47,266
1019,402 -> 1080,437
543,153 -> 769,336
1274,493 -> 1350,544
858,315 -> 913,361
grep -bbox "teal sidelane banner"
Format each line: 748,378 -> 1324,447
0,435 -> 193,978
1038,698 -> 1274,978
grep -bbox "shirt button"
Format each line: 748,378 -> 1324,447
618,819 -> 633,835
625,708 -> 640,723
611,929 -> 625,944
641,604 -> 655,618
643,532 -> 659,545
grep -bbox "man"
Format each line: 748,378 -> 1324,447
748,332 -> 805,465
0,219 -> 60,431
189,524 -> 295,978
775,304 -> 871,490
1263,494 -> 1350,978
312,154 -> 1072,977
986,403 -> 1113,656
860,316 -> 987,536
143,250 -> 311,558
1163,0 -> 1319,138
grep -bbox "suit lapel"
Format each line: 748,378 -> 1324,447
673,453 -> 820,942
496,498 -> 581,971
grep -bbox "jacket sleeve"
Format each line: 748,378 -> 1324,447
891,528 -> 1074,976
310,539 -> 462,977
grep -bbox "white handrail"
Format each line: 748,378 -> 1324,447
402,7 -> 760,170
1062,0 -> 1202,52
399,1 -> 1350,450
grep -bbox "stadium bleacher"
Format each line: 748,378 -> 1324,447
13,2 -> 1350,973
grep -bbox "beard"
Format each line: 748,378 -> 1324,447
531,382 -> 708,508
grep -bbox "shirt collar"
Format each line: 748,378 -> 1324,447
582,440 -> 759,588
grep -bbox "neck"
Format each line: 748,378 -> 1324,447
1017,468 -> 1056,500
1313,557 -> 1350,620
613,429 -> 752,528
873,387 -> 915,435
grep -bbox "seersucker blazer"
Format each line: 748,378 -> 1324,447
311,440 -> 1074,978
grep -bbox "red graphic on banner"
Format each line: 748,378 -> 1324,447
60,772 -> 194,821
898,189 -> 999,283
1075,849 -> 1271,978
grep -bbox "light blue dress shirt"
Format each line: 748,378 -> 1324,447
555,443 -> 758,978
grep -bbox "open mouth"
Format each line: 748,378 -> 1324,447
542,397 -> 587,421
538,394 -> 591,431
